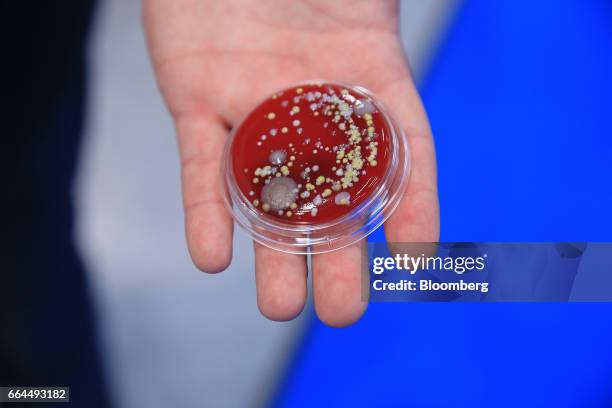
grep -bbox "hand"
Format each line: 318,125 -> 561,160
144,0 -> 439,327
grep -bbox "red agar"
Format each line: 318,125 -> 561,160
231,83 -> 392,224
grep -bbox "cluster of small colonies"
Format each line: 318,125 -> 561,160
231,83 -> 391,224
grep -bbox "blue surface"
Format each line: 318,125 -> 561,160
275,1 -> 612,407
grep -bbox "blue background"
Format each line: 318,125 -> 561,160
275,1 -> 612,406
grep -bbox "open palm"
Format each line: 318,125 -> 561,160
144,0 -> 439,326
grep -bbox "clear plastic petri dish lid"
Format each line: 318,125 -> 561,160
222,80 -> 411,254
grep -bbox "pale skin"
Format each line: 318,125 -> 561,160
143,0 -> 439,327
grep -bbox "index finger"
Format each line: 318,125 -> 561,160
378,77 -> 440,243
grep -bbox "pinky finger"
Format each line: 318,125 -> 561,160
177,115 -> 233,273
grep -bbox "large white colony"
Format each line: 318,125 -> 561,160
260,176 -> 298,211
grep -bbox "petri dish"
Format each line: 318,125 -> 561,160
222,81 -> 410,254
